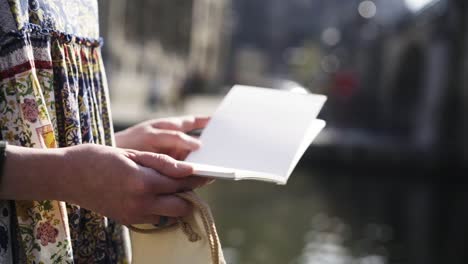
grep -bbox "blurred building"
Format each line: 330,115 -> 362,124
190,0 -> 231,87
291,0 -> 468,170
98,0 -> 231,123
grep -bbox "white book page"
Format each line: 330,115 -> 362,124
186,85 -> 327,183
188,163 -> 284,183
189,120 -> 325,184
286,119 -> 326,177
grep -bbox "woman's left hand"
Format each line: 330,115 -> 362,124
115,116 -> 209,160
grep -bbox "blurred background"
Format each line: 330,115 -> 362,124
98,0 -> 468,263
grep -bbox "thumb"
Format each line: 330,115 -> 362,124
129,151 -> 194,178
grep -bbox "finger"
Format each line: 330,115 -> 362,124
177,150 -> 191,161
144,173 -> 211,194
153,130 -> 201,151
131,152 -> 194,178
166,149 -> 179,159
152,116 -> 210,132
167,148 -> 191,161
189,116 -> 210,131
149,195 -> 193,217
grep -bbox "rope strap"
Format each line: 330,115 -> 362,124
128,192 -> 221,264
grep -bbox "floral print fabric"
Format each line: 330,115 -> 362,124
5,0 -> 99,38
0,0 -> 130,263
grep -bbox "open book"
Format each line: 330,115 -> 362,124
185,85 -> 326,185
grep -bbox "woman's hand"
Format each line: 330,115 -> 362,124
1,144 -> 209,225
115,116 -> 209,160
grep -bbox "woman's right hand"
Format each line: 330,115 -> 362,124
1,144 -> 209,225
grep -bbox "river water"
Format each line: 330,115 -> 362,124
200,165 -> 462,264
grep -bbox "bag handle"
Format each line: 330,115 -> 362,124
128,192 -> 222,264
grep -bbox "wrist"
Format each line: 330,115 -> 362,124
114,129 -> 131,149
0,146 -> 67,201
115,126 -> 143,150
59,144 -> 95,204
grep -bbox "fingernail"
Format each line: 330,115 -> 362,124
176,161 -> 194,172
181,133 -> 201,148
188,138 -> 202,150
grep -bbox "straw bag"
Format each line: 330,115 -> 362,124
129,192 -> 226,264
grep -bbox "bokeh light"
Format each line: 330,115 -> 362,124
358,1 -> 377,19
321,27 -> 341,47
404,0 -> 438,12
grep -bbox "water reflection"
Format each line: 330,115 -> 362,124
200,166 -> 441,264
297,214 -> 393,264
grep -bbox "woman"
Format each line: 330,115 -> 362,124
0,0 -> 209,263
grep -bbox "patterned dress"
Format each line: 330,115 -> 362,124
0,0 -> 131,263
